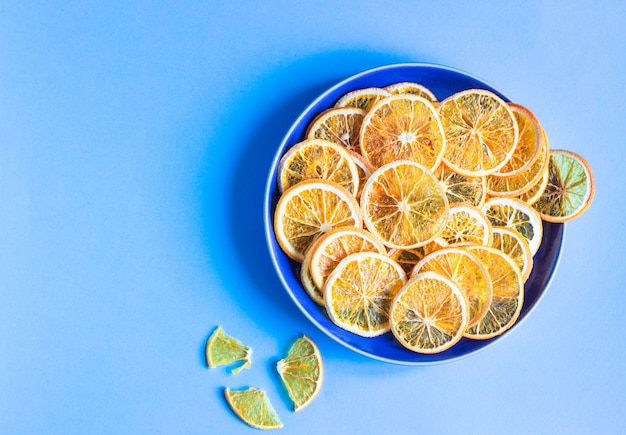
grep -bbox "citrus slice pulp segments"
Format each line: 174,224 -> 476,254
434,203 -> 493,248
438,89 -> 519,176
224,387 -> 283,430
491,102 -> 543,177
277,139 -> 360,195
360,94 -> 445,170
435,163 -> 487,208
308,227 -> 387,291
384,81 -> 437,101
464,246 -> 524,339
205,326 -> 252,375
387,247 -> 428,275
276,335 -> 323,412
491,226 -> 534,282
334,87 -> 391,111
532,149 -> 595,222
324,252 -> 406,337
411,247 -> 492,328
306,107 -> 367,153
274,180 -> 363,262
482,197 -> 543,255
390,271 -> 468,354
516,163 -> 550,206
360,160 -> 450,249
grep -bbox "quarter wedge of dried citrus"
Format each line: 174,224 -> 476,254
274,180 -> 362,262
390,271 -> 468,353
224,387 -> 283,430
532,149 -> 595,222
360,94 -> 445,170
277,139 -> 360,195
325,252 -> 406,337
306,107 -> 367,153
205,326 -> 252,375
464,246 -> 524,339
438,89 -> 519,176
360,160 -> 449,249
276,335 -> 323,412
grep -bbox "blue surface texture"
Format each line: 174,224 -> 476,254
1,1 -> 625,434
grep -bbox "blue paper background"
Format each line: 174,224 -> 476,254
1,2 -> 624,434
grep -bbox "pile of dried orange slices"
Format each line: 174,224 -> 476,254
273,82 -> 594,354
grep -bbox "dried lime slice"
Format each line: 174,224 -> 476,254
276,335 -> 323,411
205,326 -> 251,375
224,387 -> 283,430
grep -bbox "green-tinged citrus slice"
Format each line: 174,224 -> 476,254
412,247 -> 492,328
438,89 -> 519,176
434,203 -> 492,248
276,335 -> 323,412
384,81 -> 437,101
360,94 -> 445,170
491,226 -> 533,282
464,246 -> 524,339
390,271 -> 468,353
306,107 -> 367,153
532,149 -> 595,222
360,160 -> 449,249
224,387 -> 283,430
277,139 -> 360,195
335,87 -> 391,111
205,326 -> 252,375
482,197 -> 543,255
274,180 -> 363,262
325,252 -> 406,337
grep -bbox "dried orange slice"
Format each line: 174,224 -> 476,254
349,150 -> 374,199
412,248 -> 492,328
306,107 -> 366,153
486,132 -> 550,197
434,203 -> 492,248
335,87 -> 391,111
384,81 -> 437,101
360,94 -> 445,170
464,246 -> 524,339
274,180 -> 362,262
390,271 -> 468,353
435,163 -> 487,208
301,245 -> 324,305
491,103 -> 543,177
516,164 -> 550,206
360,160 -> 449,249
438,89 -> 519,176
491,226 -> 533,282
324,252 -> 406,337
532,149 -> 595,222
308,227 -> 386,291
277,139 -> 360,195
482,197 -> 543,255
387,247 -> 428,275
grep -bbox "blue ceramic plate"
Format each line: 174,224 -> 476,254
264,63 -> 564,365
